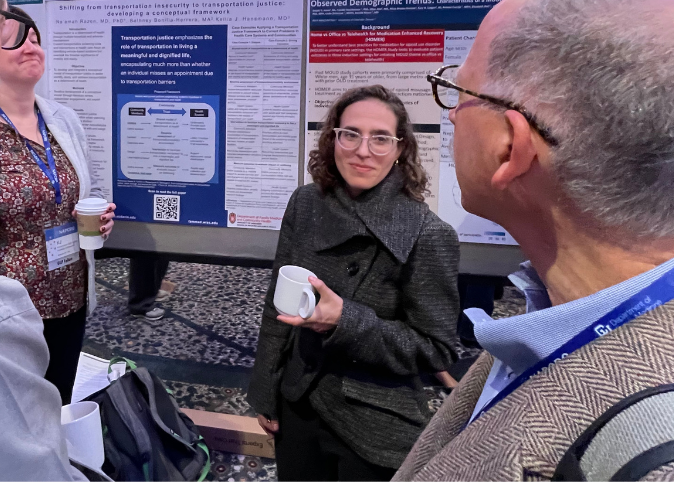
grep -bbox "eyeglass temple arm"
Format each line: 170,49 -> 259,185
428,74 -> 559,146
0,9 -> 34,24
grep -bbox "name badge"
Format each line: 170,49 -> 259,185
45,222 -> 80,271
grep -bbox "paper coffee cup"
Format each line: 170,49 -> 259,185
61,401 -> 105,469
75,198 -> 108,250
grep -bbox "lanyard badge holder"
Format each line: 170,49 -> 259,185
471,267 -> 674,424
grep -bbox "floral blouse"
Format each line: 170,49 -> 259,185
0,122 -> 86,319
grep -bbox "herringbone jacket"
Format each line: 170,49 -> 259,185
248,167 -> 468,468
394,301 -> 674,481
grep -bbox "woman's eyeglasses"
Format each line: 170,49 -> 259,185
427,64 -> 559,147
0,9 -> 41,50
333,128 -> 401,156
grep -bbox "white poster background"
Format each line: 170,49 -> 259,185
46,0 -> 303,230
439,31 -> 516,245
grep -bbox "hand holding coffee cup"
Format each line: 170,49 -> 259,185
274,266 -> 344,333
74,198 -> 116,250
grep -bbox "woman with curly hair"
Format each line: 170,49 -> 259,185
248,85 -> 464,480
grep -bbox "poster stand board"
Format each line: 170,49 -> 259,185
20,0 -> 523,276
101,223 -> 524,276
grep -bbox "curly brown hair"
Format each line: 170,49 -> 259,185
307,85 -> 429,201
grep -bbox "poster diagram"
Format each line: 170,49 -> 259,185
119,98 -> 217,183
111,25 -> 226,226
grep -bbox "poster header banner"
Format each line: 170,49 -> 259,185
310,0 -> 501,29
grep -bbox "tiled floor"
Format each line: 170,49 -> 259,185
86,257 -> 526,480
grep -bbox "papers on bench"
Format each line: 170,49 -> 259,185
71,353 -> 126,403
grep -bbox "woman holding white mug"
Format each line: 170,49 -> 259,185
248,85 -> 467,480
0,4 -> 115,404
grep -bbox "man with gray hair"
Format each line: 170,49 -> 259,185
395,0 -> 674,479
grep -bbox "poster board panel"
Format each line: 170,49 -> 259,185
46,0 -> 304,230
104,222 -> 524,276
305,0 -> 518,246
36,0 -> 523,275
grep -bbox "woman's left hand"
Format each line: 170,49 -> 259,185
277,276 -> 343,334
72,202 -> 116,240
435,371 -> 459,389
100,203 -> 116,239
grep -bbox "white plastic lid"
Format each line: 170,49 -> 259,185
75,197 -> 108,214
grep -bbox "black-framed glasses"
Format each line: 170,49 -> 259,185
427,64 -> 559,147
0,9 -> 41,50
333,128 -> 401,156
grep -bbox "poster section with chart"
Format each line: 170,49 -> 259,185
47,0 -> 303,229
307,0 -> 516,245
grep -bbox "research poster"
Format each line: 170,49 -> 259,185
47,0 -> 303,229
306,0 -> 517,245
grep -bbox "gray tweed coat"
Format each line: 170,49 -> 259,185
394,301 -> 674,481
247,167 -> 466,468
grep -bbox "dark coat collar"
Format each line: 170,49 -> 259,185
312,167 -> 428,263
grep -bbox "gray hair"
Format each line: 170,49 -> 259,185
484,0 -> 674,238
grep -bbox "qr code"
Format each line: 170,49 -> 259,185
153,195 -> 180,222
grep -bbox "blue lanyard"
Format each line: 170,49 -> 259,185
471,266 -> 674,423
0,106 -> 62,204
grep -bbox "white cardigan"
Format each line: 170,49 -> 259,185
36,95 -> 101,314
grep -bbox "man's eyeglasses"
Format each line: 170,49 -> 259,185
333,128 -> 401,156
0,9 -> 41,50
427,64 -> 559,147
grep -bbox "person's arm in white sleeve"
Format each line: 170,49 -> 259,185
0,276 -> 85,481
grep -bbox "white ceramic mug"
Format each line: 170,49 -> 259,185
273,265 -> 317,319
61,401 -> 105,469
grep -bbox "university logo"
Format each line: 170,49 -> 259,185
594,324 -> 612,337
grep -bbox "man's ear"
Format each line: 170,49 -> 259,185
491,110 -> 538,190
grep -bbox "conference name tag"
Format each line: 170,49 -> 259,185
45,222 -> 80,271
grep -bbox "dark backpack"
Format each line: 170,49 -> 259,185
85,357 -> 210,481
554,384 -> 674,481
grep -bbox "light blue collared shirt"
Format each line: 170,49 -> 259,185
467,257 -> 674,423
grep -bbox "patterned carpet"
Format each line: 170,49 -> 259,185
86,257 -> 526,480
